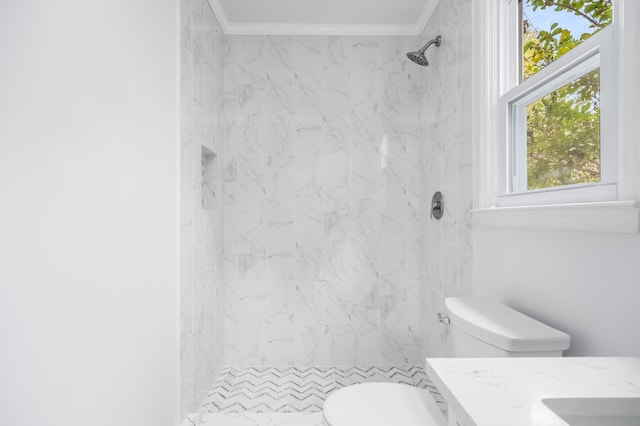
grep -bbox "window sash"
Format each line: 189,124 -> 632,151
497,24 -> 615,206
511,54 -> 600,193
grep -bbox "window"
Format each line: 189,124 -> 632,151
472,0 -> 640,232
498,0 -> 615,206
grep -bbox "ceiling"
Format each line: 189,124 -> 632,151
209,0 -> 440,35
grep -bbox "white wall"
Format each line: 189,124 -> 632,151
475,227 -> 640,356
0,1 -> 180,425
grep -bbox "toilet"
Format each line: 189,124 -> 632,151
323,297 -> 571,426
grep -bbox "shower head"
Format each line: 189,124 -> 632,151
407,35 -> 442,67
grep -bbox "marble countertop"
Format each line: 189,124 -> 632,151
425,357 -> 640,426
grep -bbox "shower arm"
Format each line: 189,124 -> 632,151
418,35 -> 442,54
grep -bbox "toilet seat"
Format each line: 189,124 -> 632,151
323,382 -> 446,426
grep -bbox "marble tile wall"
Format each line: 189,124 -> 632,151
223,35 -> 427,366
181,0 -> 226,417
418,0 -> 474,358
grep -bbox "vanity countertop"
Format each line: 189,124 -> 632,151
425,357 -> 640,426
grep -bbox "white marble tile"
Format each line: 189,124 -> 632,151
223,68 -> 238,116
379,113 -> 407,156
267,70 -> 295,116
265,324 -> 296,365
350,110 -> 381,157
181,131 -> 194,251
351,152 -> 379,198
295,238 -> 323,281
351,71 -> 380,116
294,36 -> 323,74
412,0 -> 473,362
236,67 -> 266,115
323,36 -> 351,88
380,155 -> 408,238
318,154 -> 350,200
265,241 -> 295,325
295,281 -> 324,326
295,196 -> 323,239
220,8 -> 475,365
265,36 -> 294,73
322,284 -> 352,326
406,125 -> 421,200
322,111 -> 351,155
326,323 -> 355,365
350,237 -> 378,284
353,310 -> 380,365
426,221 -> 442,292
379,238 -> 406,298
441,243 -> 458,297
266,112 -> 295,239
238,230 -> 266,281
427,287 -> 448,358
352,198 -> 379,240
226,282 -> 267,325
225,321 -> 267,365
323,37 -> 351,119
294,324 -> 330,365
237,113 -> 266,196
349,38 -> 380,114
235,35 -> 265,71
293,115 -> 323,198
381,71 -> 409,118
319,153 -> 351,239
380,154 -> 407,196
407,67 -> 423,114
266,237 -> 295,281
181,254 -> 195,416
322,198 -> 351,240
379,37 -> 408,73
321,239 -> 351,285
181,0 -> 225,414
406,197 -> 421,281
380,192 -> 408,239
198,412 -> 328,426
294,73 -> 323,115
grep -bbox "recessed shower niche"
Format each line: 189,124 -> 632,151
201,145 -> 217,211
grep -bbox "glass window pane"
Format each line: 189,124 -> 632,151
526,68 -> 601,190
522,0 -> 612,80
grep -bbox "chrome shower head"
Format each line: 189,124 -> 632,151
407,35 -> 442,67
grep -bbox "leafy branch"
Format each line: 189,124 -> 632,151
541,1 -> 604,28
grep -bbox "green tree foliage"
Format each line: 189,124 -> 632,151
523,0 -> 612,190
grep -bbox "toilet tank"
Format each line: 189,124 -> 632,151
445,298 -> 571,357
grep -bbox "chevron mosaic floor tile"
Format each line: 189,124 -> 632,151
198,366 -> 447,415
193,412 -> 327,426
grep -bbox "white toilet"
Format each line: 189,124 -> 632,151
323,297 -> 571,426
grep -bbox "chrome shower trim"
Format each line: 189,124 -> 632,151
406,35 -> 442,67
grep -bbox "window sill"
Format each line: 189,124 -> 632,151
472,201 -> 640,234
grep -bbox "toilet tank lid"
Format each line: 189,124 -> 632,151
445,298 -> 571,353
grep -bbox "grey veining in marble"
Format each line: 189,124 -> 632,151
418,0 -> 474,360
181,0 -> 226,417
221,0 -> 474,367
426,357 -> 640,426
223,34 -> 432,366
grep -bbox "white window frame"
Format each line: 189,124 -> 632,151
499,26 -> 615,207
472,0 -> 640,233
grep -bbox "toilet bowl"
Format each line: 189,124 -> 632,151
323,297 -> 571,426
323,383 -> 445,426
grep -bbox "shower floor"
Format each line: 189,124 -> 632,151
196,365 -> 447,416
